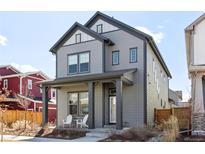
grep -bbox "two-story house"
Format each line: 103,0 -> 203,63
41,12 -> 171,129
185,13 -> 205,131
0,65 -> 57,122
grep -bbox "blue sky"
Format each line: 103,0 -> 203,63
0,11 -> 203,101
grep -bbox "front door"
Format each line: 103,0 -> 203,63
109,89 -> 116,124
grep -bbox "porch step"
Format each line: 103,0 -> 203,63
86,128 -> 115,138
103,125 -> 116,129
86,132 -> 109,138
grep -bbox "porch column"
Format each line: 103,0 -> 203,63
42,86 -> 49,127
88,81 -> 95,129
116,79 -> 123,130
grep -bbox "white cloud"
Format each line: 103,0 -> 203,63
0,34 -> 7,46
135,26 -> 164,44
11,63 -> 39,73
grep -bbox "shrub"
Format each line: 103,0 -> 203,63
160,115 -> 179,142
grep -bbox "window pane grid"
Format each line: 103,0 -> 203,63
68,52 -> 89,74
68,92 -> 88,116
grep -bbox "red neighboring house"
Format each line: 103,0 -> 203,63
0,65 -> 56,122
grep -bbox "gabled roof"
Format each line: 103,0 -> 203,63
50,22 -> 113,53
185,13 -> 205,31
0,71 -> 50,80
0,65 -> 21,74
24,71 -> 50,80
84,11 -> 172,78
185,13 -> 205,70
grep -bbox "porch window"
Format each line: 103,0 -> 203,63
79,52 -> 89,73
79,92 -> 88,115
68,93 -> 78,115
67,92 -> 88,116
68,54 -> 78,74
112,50 -> 119,65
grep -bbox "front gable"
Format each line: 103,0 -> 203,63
63,29 -> 95,46
0,65 -> 21,76
90,18 -> 119,33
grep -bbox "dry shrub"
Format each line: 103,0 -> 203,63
0,122 -> 7,129
107,127 -> 159,142
11,120 -> 40,130
160,115 -> 179,142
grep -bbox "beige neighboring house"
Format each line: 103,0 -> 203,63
41,11 -> 171,130
185,13 -> 205,131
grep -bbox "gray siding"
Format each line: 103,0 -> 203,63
103,30 -> 144,71
103,30 -> 145,127
56,40 -> 103,78
146,44 -> 169,125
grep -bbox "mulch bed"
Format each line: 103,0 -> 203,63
100,127 -> 160,142
35,128 -> 87,140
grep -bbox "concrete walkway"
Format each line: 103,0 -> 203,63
1,128 -> 115,142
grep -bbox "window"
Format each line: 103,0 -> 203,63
75,33 -> 81,43
112,50 -> 119,65
164,75 -> 166,81
152,59 -> 155,73
52,91 -> 56,98
96,24 -> 103,33
68,92 -> 88,116
154,68 -> 157,82
129,48 -> 137,63
28,79 -> 32,90
160,71 -> 163,78
79,92 -> 88,115
68,93 -> 78,115
68,52 -> 90,74
68,54 -> 78,74
79,52 -> 89,72
3,79 -> 8,89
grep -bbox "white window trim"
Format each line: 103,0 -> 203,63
28,79 -> 32,90
3,79 -> 8,89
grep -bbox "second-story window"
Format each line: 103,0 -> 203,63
3,79 -> 8,89
75,33 -> 81,43
79,52 -> 89,73
68,51 -> 90,74
68,54 -> 78,74
112,50 -> 120,65
96,24 -> 103,33
129,48 -> 138,63
28,79 -> 32,90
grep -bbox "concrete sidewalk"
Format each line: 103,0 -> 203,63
2,135 -> 105,142
1,128 -> 114,142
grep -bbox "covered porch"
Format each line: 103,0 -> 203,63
41,69 -> 136,130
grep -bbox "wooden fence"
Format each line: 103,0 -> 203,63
0,110 -> 42,125
154,107 -> 192,130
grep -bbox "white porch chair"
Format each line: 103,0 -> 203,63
62,114 -> 72,128
76,114 -> 89,128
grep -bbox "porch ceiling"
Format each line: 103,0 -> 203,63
40,68 -> 137,87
